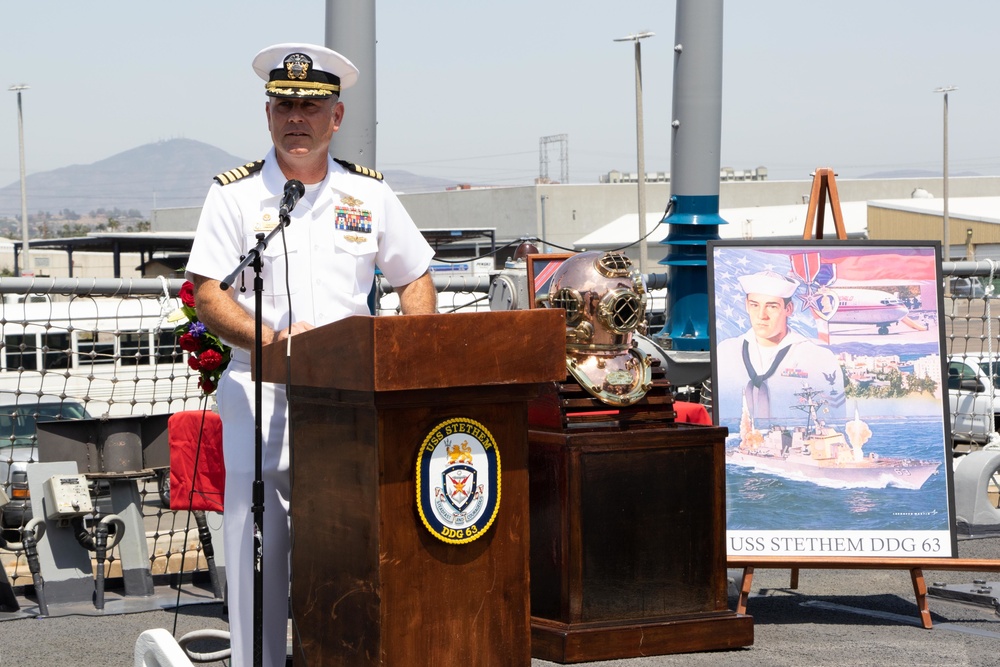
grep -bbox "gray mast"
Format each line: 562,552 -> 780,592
326,0 -> 377,168
655,0 -> 727,353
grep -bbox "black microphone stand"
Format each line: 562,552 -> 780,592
219,207 -> 293,667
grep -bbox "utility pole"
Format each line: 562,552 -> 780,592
538,134 -> 569,184
9,84 -> 30,276
615,31 -> 655,275
934,86 -> 957,262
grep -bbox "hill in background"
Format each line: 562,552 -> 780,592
0,138 -> 462,219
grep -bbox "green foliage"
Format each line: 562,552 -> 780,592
844,366 -> 939,399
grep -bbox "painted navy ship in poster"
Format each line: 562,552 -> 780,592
726,386 -> 941,491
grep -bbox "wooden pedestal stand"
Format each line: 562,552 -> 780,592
527,366 -> 753,663
259,310 -> 566,666
728,167 -> 1000,629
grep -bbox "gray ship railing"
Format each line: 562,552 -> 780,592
2,265 -> 998,590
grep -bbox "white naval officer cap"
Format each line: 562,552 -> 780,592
252,43 -> 359,98
737,270 -> 799,298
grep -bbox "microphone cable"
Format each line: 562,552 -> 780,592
278,202 -> 310,667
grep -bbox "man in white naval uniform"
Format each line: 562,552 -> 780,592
716,270 -> 845,425
185,43 -> 436,667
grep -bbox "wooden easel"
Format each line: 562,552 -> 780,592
730,556 -> 1000,629
802,167 -> 848,240
800,168 -> 846,343
728,174 -> 1000,626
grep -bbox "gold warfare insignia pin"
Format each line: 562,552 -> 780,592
285,53 -> 311,80
340,195 -> 363,207
343,234 -> 366,244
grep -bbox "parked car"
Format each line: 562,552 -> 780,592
949,277 -> 988,298
0,393 -> 91,538
947,355 -> 1000,446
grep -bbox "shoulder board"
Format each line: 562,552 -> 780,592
334,158 -> 383,181
213,160 -> 265,186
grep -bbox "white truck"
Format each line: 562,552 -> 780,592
948,354 -> 1000,449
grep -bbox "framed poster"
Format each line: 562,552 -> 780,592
709,240 -> 956,559
526,253 -> 572,308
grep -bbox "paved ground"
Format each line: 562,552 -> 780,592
4,538 -> 1000,666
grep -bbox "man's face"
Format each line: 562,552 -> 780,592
745,292 -> 793,345
265,96 -> 344,159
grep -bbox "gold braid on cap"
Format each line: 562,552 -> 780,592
265,80 -> 340,96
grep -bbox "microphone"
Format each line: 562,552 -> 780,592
278,179 -> 305,219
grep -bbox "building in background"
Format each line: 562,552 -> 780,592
1,176 -> 999,279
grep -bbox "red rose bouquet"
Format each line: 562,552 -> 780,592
170,280 -> 231,395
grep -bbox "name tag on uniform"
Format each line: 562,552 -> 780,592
254,213 -> 278,232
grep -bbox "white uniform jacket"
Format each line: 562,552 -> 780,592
186,148 -> 434,363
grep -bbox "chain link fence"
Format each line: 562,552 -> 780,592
942,261 -> 1000,452
0,275 -> 497,592
0,278 -> 204,589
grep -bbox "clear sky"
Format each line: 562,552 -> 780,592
2,0 -> 998,190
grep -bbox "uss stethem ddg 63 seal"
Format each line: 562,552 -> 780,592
416,417 -> 501,545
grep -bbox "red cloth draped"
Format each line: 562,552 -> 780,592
169,410 -> 225,512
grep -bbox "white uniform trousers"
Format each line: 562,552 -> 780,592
218,361 -> 290,667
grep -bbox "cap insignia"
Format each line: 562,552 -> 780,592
284,53 -> 311,81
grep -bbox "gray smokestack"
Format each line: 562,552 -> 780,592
655,0 -> 728,353
326,0 -> 377,169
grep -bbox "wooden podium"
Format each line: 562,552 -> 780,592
259,310 -> 566,666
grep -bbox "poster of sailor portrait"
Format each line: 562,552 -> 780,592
709,240 -> 956,559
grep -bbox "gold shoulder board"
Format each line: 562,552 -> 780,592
334,158 -> 384,181
213,160 -> 265,186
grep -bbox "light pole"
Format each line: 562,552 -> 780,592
615,31 -> 654,276
934,85 -> 957,263
540,194 -> 549,253
9,84 -> 30,276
